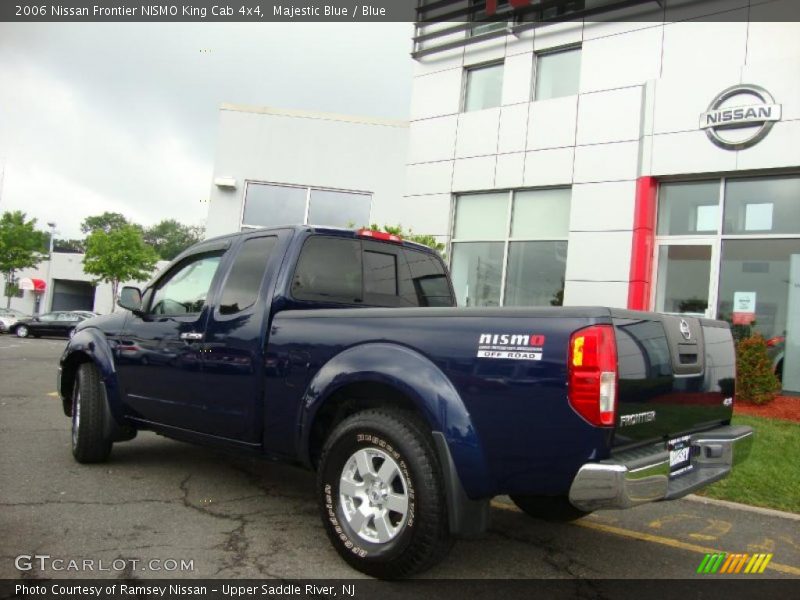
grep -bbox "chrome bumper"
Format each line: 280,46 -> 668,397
568,425 -> 754,512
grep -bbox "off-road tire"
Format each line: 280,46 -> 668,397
316,409 -> 452,579
71,363 -> 112,463
509,494 -> 591,522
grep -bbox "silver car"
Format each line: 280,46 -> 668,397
0,308 -> 30,333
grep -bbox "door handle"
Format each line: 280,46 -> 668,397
180,332 -> 204,341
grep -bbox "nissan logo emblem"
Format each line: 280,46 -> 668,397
679,319 -> 691,341
700,84 -> 782,150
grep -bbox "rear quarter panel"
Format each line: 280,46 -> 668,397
265,308 -> 612,499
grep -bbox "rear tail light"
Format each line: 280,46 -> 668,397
356,228 -> 402,243
766,336 -> 785,347
568,324 -> 618,427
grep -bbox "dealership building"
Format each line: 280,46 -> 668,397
206,0 -> 799,391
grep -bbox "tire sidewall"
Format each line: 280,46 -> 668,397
319,421 -> 422,564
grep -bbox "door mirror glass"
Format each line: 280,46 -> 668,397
118,286 -> 143,313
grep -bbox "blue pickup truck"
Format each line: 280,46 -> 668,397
58,226 -> 753,578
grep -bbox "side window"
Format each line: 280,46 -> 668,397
149,253 -> 223,316
403,249 -> 455,307
219,236 -> 277,315
57,313 -> 75,321
40,313 -> 57,322
292,237 -> 363,304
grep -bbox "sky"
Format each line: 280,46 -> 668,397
0,22 -> 414,239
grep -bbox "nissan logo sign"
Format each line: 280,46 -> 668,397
700,84 -> 781,150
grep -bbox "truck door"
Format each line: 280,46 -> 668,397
199,231 -> 288,443
117,244 -> 229,430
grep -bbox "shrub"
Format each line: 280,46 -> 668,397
735,333 -> 781,405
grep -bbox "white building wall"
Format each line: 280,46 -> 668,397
405,6 -> 800,308
205,105 -> 409,238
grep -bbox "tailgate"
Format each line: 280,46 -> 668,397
611,313 -> 735,450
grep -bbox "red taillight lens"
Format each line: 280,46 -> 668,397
766,336 -> 785,347
568,324 -> 618,427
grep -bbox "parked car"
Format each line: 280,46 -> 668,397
72,310 -> 100,320
0,308 -> 30,333
766,335 -> 785,381
58,226 -> 753,578
12,311 -> 88,338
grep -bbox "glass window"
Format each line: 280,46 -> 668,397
243,183 -> 307,228
717,239 -> 800,340
535,47 -> 581,101
364,250 -> 398,296
292,237 -> 362,304
453,193 -> 509,239
657,181 -> 720,235
150,254 -> 222,316
723,176 -> 800,235
511,188 -> 570,239
654,245 -> 712,315
308,189 -> 371,228
464,62 -> 504,112
39,313 -> 57,322
219,236 -> 277,315
403,248 -> 455,307
504,241 -> 567,306
469,0 -> 509,36
450,242 -> 504,306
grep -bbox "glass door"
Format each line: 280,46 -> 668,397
653,240 -> 719,318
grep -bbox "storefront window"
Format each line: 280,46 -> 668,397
655,174 -> 800,390
717,239 -> 800,340
724,176 -> 800,235
654,245 -> 712,315
451,189 -> 570,307
657,181 -> 720,235
308,189 -> 371,228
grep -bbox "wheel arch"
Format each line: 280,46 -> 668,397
298,342 -> 492,501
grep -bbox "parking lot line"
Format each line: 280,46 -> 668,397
490,500 -> 800,576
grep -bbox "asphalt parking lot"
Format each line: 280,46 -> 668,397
1,337 -> 798,580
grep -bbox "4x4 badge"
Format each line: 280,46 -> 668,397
679,319 -> 691,340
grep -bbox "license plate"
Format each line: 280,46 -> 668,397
668,436 -> 693,475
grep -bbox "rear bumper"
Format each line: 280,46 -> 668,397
568,425 -> 753,512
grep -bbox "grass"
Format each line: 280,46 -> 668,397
695,415 -> 800,513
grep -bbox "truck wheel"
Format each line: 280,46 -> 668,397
316,409 -> 452,579
71,363 -> 112,463
509,495 -> 591,522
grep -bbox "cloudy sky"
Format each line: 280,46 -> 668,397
0,23 -> 414,239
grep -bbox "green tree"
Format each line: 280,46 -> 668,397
80,212 -> 137,235
0,211 -> 47,308
143,219 -> 205,260
83,225 -> 159,311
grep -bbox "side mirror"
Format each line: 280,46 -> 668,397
118,286 -> 143,314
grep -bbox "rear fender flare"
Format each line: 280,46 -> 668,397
298,342 -> 492,499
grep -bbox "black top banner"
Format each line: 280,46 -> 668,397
2,0 -> 800,23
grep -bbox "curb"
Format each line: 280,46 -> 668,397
684,494 -> 800,521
